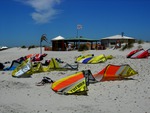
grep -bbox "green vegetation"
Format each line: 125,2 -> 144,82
78,44 -> 89,51
121,44 -> 128,51
21,45 -> 26,48
137,40 -> 144,44
28,45 -> 38,50
121,41 -> 134,51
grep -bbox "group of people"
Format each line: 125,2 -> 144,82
65,43 -> 73,51
97,43 -> 105,50
113,40 -> 121,49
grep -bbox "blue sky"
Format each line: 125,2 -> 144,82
0,0 -> 150,47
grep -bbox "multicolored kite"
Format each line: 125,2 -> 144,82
127,48 -> 150,58
93,64 -> 138,81
51,70 -> 96,95
76,54 -> 113,64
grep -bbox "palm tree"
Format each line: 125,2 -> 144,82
40,34 -> 48,54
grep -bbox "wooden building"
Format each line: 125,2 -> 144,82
51,36 -> 100,51
101,35 -> 136,48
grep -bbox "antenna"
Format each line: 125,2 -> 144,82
121,32 -> 124,37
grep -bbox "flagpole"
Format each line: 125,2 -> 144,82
77,25 -> 79,50
76,28 -> 78,38
77,24 -> 82,50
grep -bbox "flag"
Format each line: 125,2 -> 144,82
77,24 -> 83,29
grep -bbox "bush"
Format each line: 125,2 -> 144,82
127,41 -> 134,49
121,41 -> 134,51
28,45 -> 36,50
121,44 -> 128,51
137,40 -> 144,44
21,45 -> 26,48
78,44 -> 89,51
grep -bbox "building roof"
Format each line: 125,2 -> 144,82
101,35 -> 135,40
64,37 -> 99,42
51,35 -> 65,40
51,37 -> 100,42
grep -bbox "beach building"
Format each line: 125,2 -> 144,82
0,46 -> 8,51
100,35 -> 136,48
51,36 -> 65,51
51,36 -> 100,51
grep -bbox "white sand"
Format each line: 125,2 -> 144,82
0,43 -> 150,113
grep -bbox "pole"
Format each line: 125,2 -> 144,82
77,28 -> 80,49
40,41 -> 42,54
76,28 -> 78,38
77,24 -> 82,50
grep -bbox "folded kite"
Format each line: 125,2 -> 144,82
12,58 -> 32,78
47,58 -> 78,71
26,53 -> 47,61
3,60 -> 22,71
127,48 -> 150,58
51,64 -> 138,95
51,70 -> 96,95
93,64 -> 138,81
75,54 -> 113,64
12,58 -> 78,78
76,54 -> 94,62
3,53 -> 47,71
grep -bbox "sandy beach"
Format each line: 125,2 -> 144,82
0,43 -> 150,113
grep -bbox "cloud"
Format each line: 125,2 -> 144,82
16,0 -> 61,24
